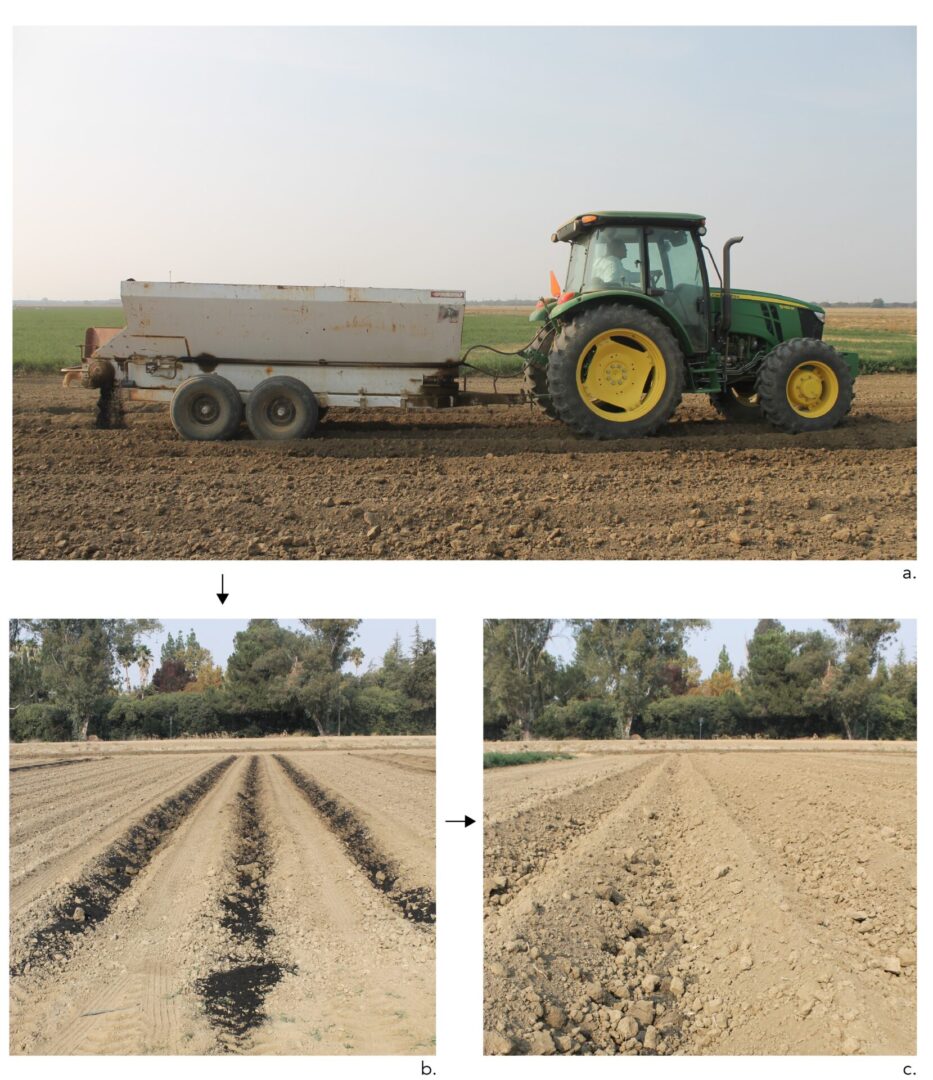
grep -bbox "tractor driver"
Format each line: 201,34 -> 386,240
592,234 -> 640,289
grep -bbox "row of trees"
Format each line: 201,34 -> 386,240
10,620 -> 435,741
484,619 -> 916,741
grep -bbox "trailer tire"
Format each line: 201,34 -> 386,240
547,304 -> 684,438
170,374 -> 243,441
756,338 -> 853,433
246,376 -> 319,440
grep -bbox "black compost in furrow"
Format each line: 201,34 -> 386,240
196,756 -> 292,1048
10,755 -> 235,979
274,753 -> 436,926
219,757 -> 273,950
196,963 -> 286,1043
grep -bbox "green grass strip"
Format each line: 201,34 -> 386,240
483,750 -> 573,769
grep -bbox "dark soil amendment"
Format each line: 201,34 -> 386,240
95,383 -> 125,430
196,757 -> 291,1049
218,758 -> 273,950
10,756 -> 235,978
275,754 -> 436,925
196,964 -> 288,1042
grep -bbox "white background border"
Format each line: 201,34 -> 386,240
2,2 -> 924,1077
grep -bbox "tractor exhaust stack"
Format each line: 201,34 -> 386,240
721,235 -> 744,335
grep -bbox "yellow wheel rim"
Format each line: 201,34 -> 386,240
786,360 -> 839,418
575,328 -> 666,421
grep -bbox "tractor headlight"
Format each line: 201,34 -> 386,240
814,311 -> 825,323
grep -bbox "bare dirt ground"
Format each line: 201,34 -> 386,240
483,743 -> 916,1056
13,372 -> 915,560
9,738 -> 435,1055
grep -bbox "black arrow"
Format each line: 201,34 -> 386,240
445,815 -> 475,828
217,574 -> 228,605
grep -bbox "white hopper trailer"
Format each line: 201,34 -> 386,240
63,280 -> 525,440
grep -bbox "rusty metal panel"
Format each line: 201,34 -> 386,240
98,281 -> 465,372
82,326 -> 122,360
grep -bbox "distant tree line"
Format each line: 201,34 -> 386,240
10,619 -> 435,741
484,619 -> 915,741
820,300 -> 916,308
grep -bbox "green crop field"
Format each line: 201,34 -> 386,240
11,304 -> 915,376
821,308 -> 917,373
461,307 -> 917,376
13,307 -> 124,372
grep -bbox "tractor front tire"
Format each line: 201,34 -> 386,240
170,374 -> 243,441
523,362 -> 560,420
756,338 -> 853,433
710,382 -> 765,423
546,304 -> 685,438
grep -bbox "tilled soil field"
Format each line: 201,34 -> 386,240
13,373 -> 915,560
483,745 -> 916,1056
10,740 -> 435,1055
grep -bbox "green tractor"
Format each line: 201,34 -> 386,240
522,211 -> 857,438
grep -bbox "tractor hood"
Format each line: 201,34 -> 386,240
711,287 -> 824,315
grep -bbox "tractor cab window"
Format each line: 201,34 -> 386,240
645,227 -> 708,352
574,226 -> 644,294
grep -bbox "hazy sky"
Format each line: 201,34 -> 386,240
14,26 -> 915,301
127,618 -> 433,686
545,619 -> 917,677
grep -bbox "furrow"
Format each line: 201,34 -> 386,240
11,755 -> 197,840
10,755 -> 236,979
484,756 -> 686,1055
347,751 -> 436,774
10,757 -> 144,812
195,756 -> 292,1051
484,758 -> 662,908
274,754 -> 435,925
10,757 -> 96,773
11,755 -> 218,902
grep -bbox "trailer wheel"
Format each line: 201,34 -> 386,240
756,338 -> 853,433
246,376 -> 319,440
710,382 -> 765,422
170,375 -> 243,441
547,304 -> 684,438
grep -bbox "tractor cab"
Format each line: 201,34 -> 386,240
548,212 -> 710,354
525,210 -> 857,438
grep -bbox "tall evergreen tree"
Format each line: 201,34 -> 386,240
571,619 -> 708,738
484,620 -> 555,740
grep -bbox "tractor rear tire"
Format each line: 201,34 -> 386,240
546,304 -> 685,438
756,338 -> 853,433
246,376 -> 320,440
170,374 -> 243,441
523,362 -> 560,420
710,382 -> 765,422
